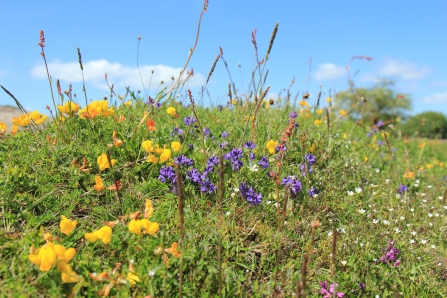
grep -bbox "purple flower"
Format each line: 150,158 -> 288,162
239,182 -> 262,205
219,142 -> 228,149
174,155 -> 194,167
307,186 -> 319,197
221,131 -> 229,138
398,184 -> 408,194
276,144 -> 286,152
244,141 -> 256,150
203,127 -> 211,136
188,144 -> 194,150
171,127 -> 184,136
320,281 -> 344,298
377,120 -> 385,127
358,283 -> 366,291
207,156 -> 219,168
305,153 -> 317,165
380,239 -> 401,266
258,156 -> 269,169
186,168 -> 201,183
299,163 -> 314,176
158,166 -> 176,184
289,111 -> 298,118
184,116 -> 196,126
377,140 -> 384,146
249,152 -> 256,160
281,176 -> 302,198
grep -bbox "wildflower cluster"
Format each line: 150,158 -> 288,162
239,182 -> 262,205
12,110 -> 48,126
79,100 -> 114,119
281,176 -> 302,198
379,239 -> 401,266
320,281 -> 345,297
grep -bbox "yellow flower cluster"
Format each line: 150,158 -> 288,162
85,226 -> 113,244
0,122 -> 7,134
78,100 -> 114,119
12,111 -> 48,127
60,215 -> 77,236
58,101 -> 80,114
128,199 -> 159,236
143,140 -> 181,163
28,242 -> 77,272
166,107 -> 176,117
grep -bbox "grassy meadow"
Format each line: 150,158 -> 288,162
1,7 -> 447,298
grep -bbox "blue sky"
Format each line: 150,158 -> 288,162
1,0 -> 447,116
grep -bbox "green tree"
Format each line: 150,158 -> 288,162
400,111 -> 447,139
335,79 -> 412,123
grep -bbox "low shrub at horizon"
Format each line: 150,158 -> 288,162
1,96 -> 447,297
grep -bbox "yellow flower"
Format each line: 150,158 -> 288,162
309,143 -> 316,153
298,100 -> 309,107
266,140 -> 279,154
60,215 -> 77,236
0,122 -> 7,134
146,155 -> 158,164
94,175 -> 104,191
112,130 -> 123,147
326,97 -> 331,103
127,272 -> 140,285
364,156 -> 368,163
343,133 -> 347,140
314,119 -> 323,125
85,226 -> 113,244
128,219 -> 143,235
141,219 -> 159,235
144,199 -> 154,218
28,242 -> 57,272
142,140 -> 154,153
57,261 -> 80,283
315,109 -> 323,115
12,114 -> 30,127
160,149 -> 172,162
58,101 -> 80,114
339,110 -> 348,117
167,107 -> 176,116
11,125 -> 18,135
426,163 -> 433,169
231,99 -> 238,105
153,144 -> 164,154
97,152 -> 116,171
125,100 -> 132,106
30,110 -> 48,124
171,141 -> 181,152
54,244 -> 76,262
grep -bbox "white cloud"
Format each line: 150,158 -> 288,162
314,63 -> 346,80
31,59 -> 205,91
379,59 -> 431,80
422,92 -> 447,103
359,73 -> 381,83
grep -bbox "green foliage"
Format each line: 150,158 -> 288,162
401,111 -> 447,139
336,79 -> 412,123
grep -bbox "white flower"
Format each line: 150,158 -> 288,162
420,239 -> 428,245
444,206 -> 447,210
429,222 -> 433,227
415,179 -> 420,183
341,260 -> 347,266
328,231 -> 333,237
148,270 -> 155,277
422,199 -> 427,203
428,213 -> 433,218
355,187 -> 362,193
411,231 -> 417,236
409,239 -> 415,244
388,208 -> 394,212
358,209 -> 366,214
394,228 -> 401,233
427,185 -> 432,189
400,216 -> 405,220
385,179 -> 390,184
414,184 -> 419,187
233,188 -> 239,193
226,211 -> 231,216
266,200 -> 272,205
274,202 -> 280,208
395,194 -> 401,198
248,164 -> 259,172
231,193 -> 236,198
435,213 -> 439,217
410,208 -> 414,212
375,168 -> 380,173
360,243 -> 365,247
431,244 -> 436,249
347,191 -> 354,196
382,220 -> 390,225
420,193 -> 426,197
372,219 -> 379,224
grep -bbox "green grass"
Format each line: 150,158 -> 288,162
1,97 -> 447,297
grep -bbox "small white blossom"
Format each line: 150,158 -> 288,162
431,244 -> 436,249
394,228 -> 401,233
410,208 -> 414,212
358,209 -> 366,214
420,239 -> 428,245
388,208 -> 394,212
347,191 -> 354,196
385,179 -> 390,184
409,239 -> 415,244
411,231 -> 417,236
375,168 -> 380,173
266,200 -> 272,205
148,270 -> 155,277
382,220 -> 390,225
226,211 -> 231,216
420,193 -> 426,197
355,187 -> 362,193
233,188 -> 239,192
372,219 -> 379,224
428,213 -> 433,218
400,216 -> 405,220
415,179 -> 420,183
427,185 -> 432,189
341,260 -> 347,266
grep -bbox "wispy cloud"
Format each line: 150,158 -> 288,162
379,58 -> 431,80
314,63 -> 346,80
422,91 -> 447,104
431,80 -> 447,87
31,59 -> 205,91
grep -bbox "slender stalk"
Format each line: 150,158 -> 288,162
106,150 -> 123,212
175,167 -> 185,298
217,155 -> 225,298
